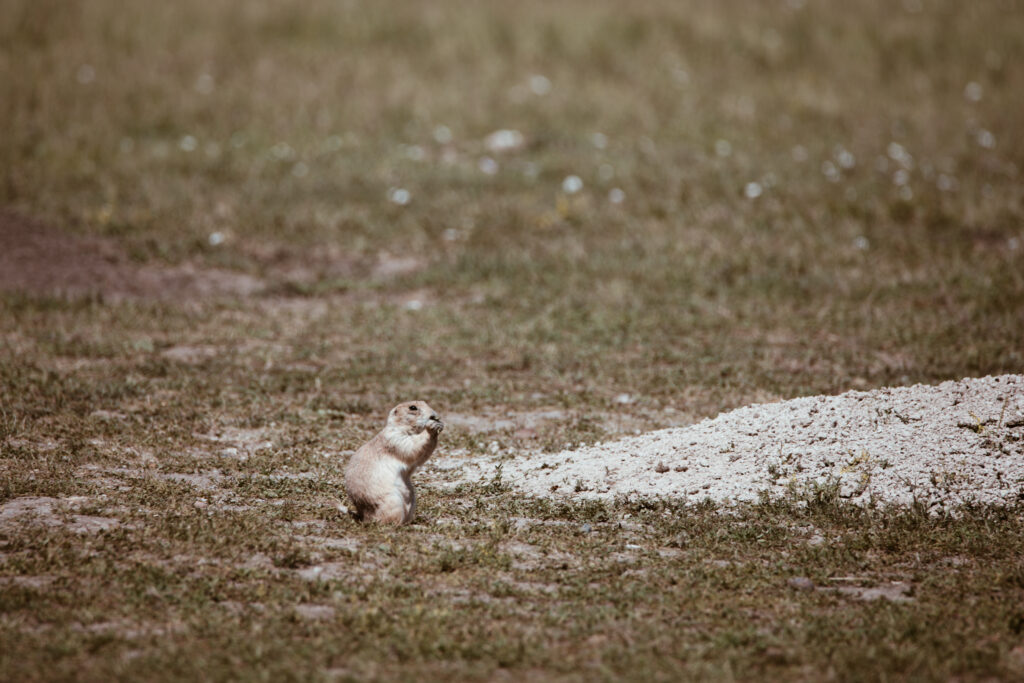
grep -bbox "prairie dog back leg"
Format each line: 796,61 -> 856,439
370,488 -> 408,525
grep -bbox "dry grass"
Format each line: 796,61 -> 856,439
2,0 -> 1024,680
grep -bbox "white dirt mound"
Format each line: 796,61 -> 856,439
434,375 -> 1024,508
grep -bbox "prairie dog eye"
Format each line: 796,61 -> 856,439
408,405 -> 418,412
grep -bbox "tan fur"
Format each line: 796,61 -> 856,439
344,400 -> 443,525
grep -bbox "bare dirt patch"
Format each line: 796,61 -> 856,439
822,579 -> 915,603
0,211 -> 263,301
293,604 -> 336,621
157,471 -> 226,491
193,427 -> 276,458
72,619 -> 186,639
0,575 -> 56,589
159,345 -> 221,363
0,496 -> 120,533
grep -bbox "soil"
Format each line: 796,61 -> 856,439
0,210 -> 262,301
433,375 -> 1024,510
0,496 -> 120,534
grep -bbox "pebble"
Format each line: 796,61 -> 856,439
787,577 -> 815,591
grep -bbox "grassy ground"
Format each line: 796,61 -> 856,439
2,0 -> 1024,680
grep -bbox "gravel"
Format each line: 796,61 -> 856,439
435,375 -> 1024,509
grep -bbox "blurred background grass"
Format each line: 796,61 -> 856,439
1,0 -> 1023,410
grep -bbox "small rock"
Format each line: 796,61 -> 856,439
788,576 -> 815,590
654,462 -> 670,473
579,523 -> 592,534
806,533 -> 826,546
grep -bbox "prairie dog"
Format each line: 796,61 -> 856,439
344,401 -> 444,525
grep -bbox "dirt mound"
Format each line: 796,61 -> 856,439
0,210 -> 263,301
434,375 -> 1024,509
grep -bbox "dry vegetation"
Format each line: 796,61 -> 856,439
2,0 -> 1024,680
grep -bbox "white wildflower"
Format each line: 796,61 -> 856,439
76,64 -> 95,84
485,129 -> 524,153
529,74 -> 552,95
195,73 -> 215,94
387,187 -> 411,205
478,157 -> 498,175
433,125 -> 453,144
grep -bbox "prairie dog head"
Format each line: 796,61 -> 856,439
386,400 -> 444,436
